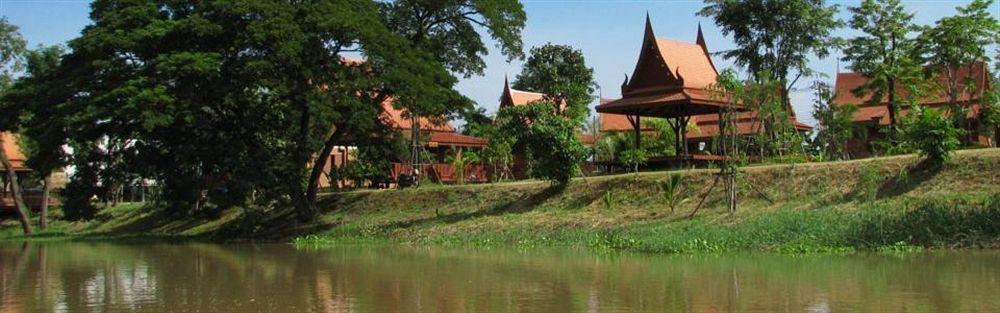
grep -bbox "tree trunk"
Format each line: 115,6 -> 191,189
307,128 -> 343,205
40,173 -> 51,230
887,77 -> 898,129
0,136 -> 33,235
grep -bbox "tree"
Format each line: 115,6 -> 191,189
445,148 -> 479,184
495,102 -> 587,184
841,0 -> 923,130
307,0 -> 526,209
29,1 -> 525,221
0,17 -> 32,235
900,105 -> 963,166
699,0 -> 842,101
811,81 -> 857,160
5,45 -> 67,229
982,75 -> 1000,146
512,44 -> 596,122
917,0 -> 1000,133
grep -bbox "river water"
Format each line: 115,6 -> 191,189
0,242 -> 997,312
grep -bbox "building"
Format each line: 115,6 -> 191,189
1,132 -> 60,212
834,62 -> 993,158
317,99 -> 489,189
596,16 -> 811,165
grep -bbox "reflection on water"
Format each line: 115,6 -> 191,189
0,242 -> 998,312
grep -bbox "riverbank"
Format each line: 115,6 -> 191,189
3,148 -> 999,253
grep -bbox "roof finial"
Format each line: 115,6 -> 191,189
644,12 -> 655,40
621,73 -> 630,93
696,22 -> 707,49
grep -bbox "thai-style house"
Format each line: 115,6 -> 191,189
317,99 -> 489,189
596,16 -> 811,167
1,132 -> 60,212
835,62 -> 994,158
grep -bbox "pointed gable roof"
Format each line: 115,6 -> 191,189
499,76 -> 547,108
598,16 -> 738,118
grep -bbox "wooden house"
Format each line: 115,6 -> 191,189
834,62 -> 994,158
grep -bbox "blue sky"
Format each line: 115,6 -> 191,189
2,0 -> 997,127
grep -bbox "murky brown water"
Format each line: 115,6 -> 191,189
0,242 -> 998,312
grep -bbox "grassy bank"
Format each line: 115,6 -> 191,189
3,149 -> 1000,253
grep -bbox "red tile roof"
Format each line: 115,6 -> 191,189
427,131 -> 488,147
834,62 -> 990,124
653,38 -> 718,89
0,132 -> 28,170
381,100 -> 455,132
499,76 -> 566,110
597,17 -> 734,118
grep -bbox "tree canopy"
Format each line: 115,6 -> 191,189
511,43 -> 596,122
2,0 -> 526,220
841,0 -> 923,129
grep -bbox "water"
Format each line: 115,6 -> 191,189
0,243 -> 997,312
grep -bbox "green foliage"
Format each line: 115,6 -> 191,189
980,74 -> 1000,146
657,173 -> 688,212
917,0 -> 1000,129
810,82 -> 857,160
495,102 -> 587,184
511,43 -> 596,122
900,105 -> 964,165
699,0 -> 842,86
445,148 -> 480,184
3,1 -> 526,219
60,142 -> 104,220
0,17 -> 26,95
593,118 -> 676,164
841,0 -> 923,128
618,148 -> 648,175
601,190 -> 617,210
855,162 -> 884,201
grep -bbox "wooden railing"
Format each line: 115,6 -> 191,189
1,190 -> 59,212
391,163 -> 489,184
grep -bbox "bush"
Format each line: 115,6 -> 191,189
619,148 -> 648,174
900,105 -> 963,165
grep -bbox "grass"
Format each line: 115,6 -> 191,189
3,148 -> 1000,254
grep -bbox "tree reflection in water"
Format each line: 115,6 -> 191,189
0,243 -> 998,312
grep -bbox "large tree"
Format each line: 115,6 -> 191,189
699,0 -> 842,154
17,0 -> 524,221
841,0 -> 923,130
4,45 -> 67,229
0,17 -> 32,235
303,0 -> 525,203
511,43 -> 596,122
917,0 -> 1000,134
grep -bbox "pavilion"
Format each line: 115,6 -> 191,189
596,16 -> 745,166
597,16 -> 812,165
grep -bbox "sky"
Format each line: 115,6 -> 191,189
2,0 -> 998,128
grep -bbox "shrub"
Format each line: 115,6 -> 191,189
900,105 -> 963,165
619,148 -> 648,174
658,173 -> 688,212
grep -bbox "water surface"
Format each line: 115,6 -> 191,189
0,242 -> 997,312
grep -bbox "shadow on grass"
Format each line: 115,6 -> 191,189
876,160 -> 943,199
377,184 -> 570,231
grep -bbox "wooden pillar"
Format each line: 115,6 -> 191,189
628,115 -> 641,150
680,115 -> 690,156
